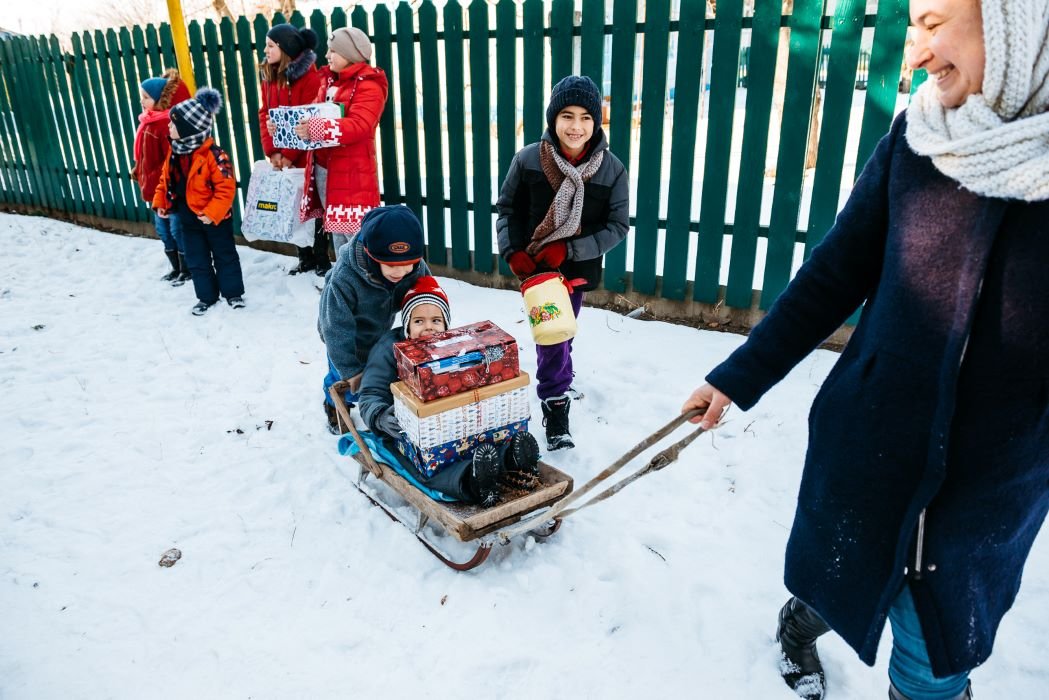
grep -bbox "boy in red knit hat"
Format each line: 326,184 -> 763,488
356,276 -> 541,506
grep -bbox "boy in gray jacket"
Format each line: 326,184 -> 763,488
319,205 -> 429,433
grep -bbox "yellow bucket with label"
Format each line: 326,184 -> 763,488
521,272 -> 578,345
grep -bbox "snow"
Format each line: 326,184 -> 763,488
2,213 -> 1046,699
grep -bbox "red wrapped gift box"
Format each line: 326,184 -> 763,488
394,320 -> 520,402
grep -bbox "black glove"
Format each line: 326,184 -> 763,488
374,405 -> 403,439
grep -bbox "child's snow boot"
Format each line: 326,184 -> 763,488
289,245 -> 315,275
504,432 -> 541,476
161,250 -> 180,282
777,597 -> 831,700
541,394 -> 574,451
191,301 -> 214,316
470,443 -> 502,507
313,230 -> 332,277
324,402 -> 341,435
172,253 -> 192,286
889,681 -> 972,700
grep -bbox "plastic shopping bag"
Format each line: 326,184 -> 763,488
241,160 -> 314,246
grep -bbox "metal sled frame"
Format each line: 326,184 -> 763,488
329,386 -> 573,571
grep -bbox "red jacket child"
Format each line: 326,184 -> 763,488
257,24 -> 322,169
132,69 -> 191,202
300,45 -> 389,236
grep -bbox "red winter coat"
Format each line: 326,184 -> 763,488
131,70 -> 191,202
301,62 -> 388,234
257,51 -> 321,168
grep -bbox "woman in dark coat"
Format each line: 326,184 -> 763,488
682,1 -> 1049,699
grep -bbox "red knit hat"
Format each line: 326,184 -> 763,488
401,276 -> 450,335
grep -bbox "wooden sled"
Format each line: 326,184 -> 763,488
329,385 -> 574,571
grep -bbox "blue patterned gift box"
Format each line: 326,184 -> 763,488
396,420 -> 529,478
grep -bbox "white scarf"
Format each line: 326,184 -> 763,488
905,0 -> 1049,201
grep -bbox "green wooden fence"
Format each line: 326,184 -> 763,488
0,0 -> 911,315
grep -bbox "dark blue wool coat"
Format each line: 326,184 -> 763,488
317,237 -> 428,381
707,113 -> 1049,676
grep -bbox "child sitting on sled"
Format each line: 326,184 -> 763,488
356,276 -> 542,506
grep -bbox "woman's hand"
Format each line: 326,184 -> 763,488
197,214 -> 214,225
156,208 -> 169,219
265,118 -> 276,134
682,382 -> 733,430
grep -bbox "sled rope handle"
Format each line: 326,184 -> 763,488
498,409 -> 709,543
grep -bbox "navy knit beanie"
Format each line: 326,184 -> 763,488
267,23 -> 318,60
361,206 -> 425,265
546,75 -> 603,135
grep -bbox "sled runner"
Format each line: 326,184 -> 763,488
330,384 -> 708,571
329,385 -> 574,571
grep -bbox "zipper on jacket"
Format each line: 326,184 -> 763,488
911,508 -> 926,580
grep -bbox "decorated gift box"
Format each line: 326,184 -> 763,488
396,421 -> 529,478
268,102 -> 343,151
392,372 -> 530,476
394,320 -> 520,402
392,372 -> 530,446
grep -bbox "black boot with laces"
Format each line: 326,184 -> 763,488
541,394 -> 574,451
469,443 -> 502,507
777,597 -> 831,700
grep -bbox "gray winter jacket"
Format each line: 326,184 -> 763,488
317,236 -> 429,381
496,130 -> 629,290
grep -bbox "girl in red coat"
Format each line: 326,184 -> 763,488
131,69 -> 191,284
295,26 -> 388,268
258,23 -> 323,276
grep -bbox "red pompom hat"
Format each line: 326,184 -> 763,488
400,276 -> 450,334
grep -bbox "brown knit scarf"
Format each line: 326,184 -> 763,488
526,140 -> 604,255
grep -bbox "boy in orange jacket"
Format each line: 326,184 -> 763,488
153,87 -> 246,316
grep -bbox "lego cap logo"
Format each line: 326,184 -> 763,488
388,242 -> 412,254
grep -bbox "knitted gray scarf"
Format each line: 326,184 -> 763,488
527,140 -> 605,255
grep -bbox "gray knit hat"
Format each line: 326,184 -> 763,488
329,27 -> 372,65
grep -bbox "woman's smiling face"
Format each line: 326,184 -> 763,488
906,0 -> 985,109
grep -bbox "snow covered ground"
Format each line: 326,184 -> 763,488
2,213 -> 1046,699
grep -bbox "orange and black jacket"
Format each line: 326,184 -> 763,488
152,138 -> 237,223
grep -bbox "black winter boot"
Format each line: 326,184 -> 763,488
889,681 -> 972,700
777,597 -> 831,700
504,432 -> 541,476
161,250 -> 180,281
172,253 -> 192,286
541,394 -> 574,451
313,230 -> 332,276
288,245 -> 315,275
324,402 -> 341,435
469,443 -> 502,507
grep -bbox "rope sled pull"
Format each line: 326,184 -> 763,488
497,409 -> 709,543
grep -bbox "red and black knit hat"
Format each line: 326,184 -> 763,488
400,276 -> 450,335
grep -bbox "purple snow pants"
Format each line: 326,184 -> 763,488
535,289 -> 584,400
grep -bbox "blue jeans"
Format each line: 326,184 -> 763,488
154,211 -> 183,253
323,356 -> 359,407
888,586 -> 971,699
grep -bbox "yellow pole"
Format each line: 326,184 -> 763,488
166,0 -> 196,93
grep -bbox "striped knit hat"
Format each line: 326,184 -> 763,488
400,276 -> 450,336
